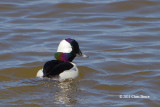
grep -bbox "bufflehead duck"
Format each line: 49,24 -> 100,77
36,38 -> 88,81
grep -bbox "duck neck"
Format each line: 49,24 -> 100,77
54,52 -> 76,62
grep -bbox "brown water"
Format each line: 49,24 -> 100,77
0,0 -> 160,106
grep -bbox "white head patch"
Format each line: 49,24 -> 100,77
57,40 -> 72,53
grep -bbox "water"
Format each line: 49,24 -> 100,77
0,0 -> 160,106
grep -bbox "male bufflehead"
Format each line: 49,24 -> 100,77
36,38 -> 88,81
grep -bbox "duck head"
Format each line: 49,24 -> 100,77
54,38 -> 88,62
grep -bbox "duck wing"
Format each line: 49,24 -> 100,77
43,60 -> 73,78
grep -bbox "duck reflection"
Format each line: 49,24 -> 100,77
54,79 -> 79,105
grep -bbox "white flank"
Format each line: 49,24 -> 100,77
59,63 -> 78,81
57,40 -> 72,53
36,69 -> 43,78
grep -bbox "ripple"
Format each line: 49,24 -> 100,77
56,2 -> 93,9
93,84 -> 133,91
124,16 -> 160,21
107,0 -> 158,12
0,4 -> 18,11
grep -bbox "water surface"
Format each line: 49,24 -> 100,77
0,0 -> 160,106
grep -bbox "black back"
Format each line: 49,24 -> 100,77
43,60 -> 73,78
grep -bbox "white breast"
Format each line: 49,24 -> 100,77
57,40 -> 72,53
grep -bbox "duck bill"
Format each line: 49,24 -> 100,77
81,54 -> 88,58
77,49 -> 88,58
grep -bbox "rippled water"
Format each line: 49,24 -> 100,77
0,0 -> 160,106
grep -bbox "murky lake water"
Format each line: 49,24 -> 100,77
0,0 -> 160,106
